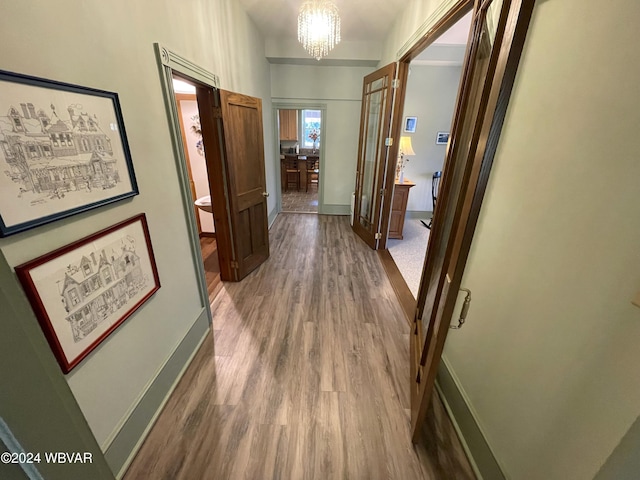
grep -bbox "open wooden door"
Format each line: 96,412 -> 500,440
410,0 -> 535,440
197,87 -> 269,282
352,63 -> 397,249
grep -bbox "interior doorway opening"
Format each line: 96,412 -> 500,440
277,107 -> 322,214
172,74 -> 222,302
387,12 -> 473,298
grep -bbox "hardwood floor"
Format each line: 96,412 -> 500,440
281,189 -> 318,213
200,236 -> 222,302
124,214 -> 475,480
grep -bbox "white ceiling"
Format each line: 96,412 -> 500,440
236,0 -> 471,65
236,0 -> 409,42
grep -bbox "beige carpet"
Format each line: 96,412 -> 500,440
387,219 -> 431,297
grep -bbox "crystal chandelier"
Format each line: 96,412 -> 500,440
297,0 -> 341,61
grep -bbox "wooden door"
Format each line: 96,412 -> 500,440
197,88 -> 269,281
352,63 -> 397,249
410,0 -> 535,440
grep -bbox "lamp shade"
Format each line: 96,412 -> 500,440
399,136 -> 416,156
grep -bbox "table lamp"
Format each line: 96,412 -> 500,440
397,136 -> 415,183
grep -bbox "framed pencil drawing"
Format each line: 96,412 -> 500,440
15,214 -> 160,373
0,69 -> 138,237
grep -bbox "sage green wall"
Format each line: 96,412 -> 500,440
270,64 -> 374,208
595,415 -> 640,480
383,0 -> 640,478
0,0 -> 274,467
401,64 -> 461,213
0,252 -> 115,480
443,0 -> 640,477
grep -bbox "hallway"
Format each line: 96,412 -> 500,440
124,214 -> 473,479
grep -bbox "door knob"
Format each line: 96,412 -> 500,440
262,192 -> 269,197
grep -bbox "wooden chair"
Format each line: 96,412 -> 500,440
425,171 -> 442,229
306,158 -> 319,192
284,157 -> 300,191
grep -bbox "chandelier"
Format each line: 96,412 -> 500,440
297,0 -> 341,61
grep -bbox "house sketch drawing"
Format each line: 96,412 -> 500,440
0,102 -> 121,199
59,237 -> 146,342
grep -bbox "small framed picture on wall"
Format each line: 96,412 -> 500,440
403,116 -> 417,133
436,132 -> 450,144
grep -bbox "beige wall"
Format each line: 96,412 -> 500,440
271,64 -> 374,208
401,64 -> 461,213
0,0 -> 274,461
444,0 -> 640,476
384,0 -> 640,478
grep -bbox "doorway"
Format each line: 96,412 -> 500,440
172,75 -> 222,302
274,104 -> 325,215
386,12 -> 472,298
155,43 -> 271,299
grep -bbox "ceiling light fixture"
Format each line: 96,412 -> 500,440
297,0 -> 341,61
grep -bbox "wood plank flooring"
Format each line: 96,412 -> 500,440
124,214 -> 474,480
200,236 -> 222,302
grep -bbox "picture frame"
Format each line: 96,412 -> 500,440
403,116 -> 417,133
436,131 -> 450,145
15,214 -> 160,373
0,69 -> 138,237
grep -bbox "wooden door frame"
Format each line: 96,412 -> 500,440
272,102 -> 326,214
154,43 -> 225,317
378,0 -> 472,251
353,63 -> 398,249
383,0 -> 537,442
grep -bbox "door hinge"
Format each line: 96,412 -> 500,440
385,137 -> 393,146
380,188 -> 385,197
392,79 -> 400,89
213,107 -> 222,119
374,232 -> 382,239
230,260 -> 239,269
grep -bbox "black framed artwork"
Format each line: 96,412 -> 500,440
0,69 -> 138,236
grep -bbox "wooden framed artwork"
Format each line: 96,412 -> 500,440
403,116 -> 417,133
0,69 -> 138,237
15,214 -> 160,373
436,131 -> 450,144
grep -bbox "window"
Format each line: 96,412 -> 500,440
2,142 -> 13,158
51,134 -> 59,147
102,267 -> 112,284
82,139 -> 89,151
69,288 -> 80,306
66,134 -> 73,146
42,145 -> 52,157
28,145 -> 38,158
301,110 -> 321,148
83,263 -> 92,276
